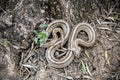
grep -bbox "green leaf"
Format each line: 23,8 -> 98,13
39,39 -> 44,47
37,33 -> 42,38
33,30 -> 39,36
33,29 -> 48,47
3,39 -> 8,46
40,23 -> 48,29
34,38 -> 38,44
81,60 -> 87,74
85,49 -> 90,58
40,30 -> 48,40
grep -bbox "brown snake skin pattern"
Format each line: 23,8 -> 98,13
43,20 -> 96,68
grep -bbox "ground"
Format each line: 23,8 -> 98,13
0,0 -> 120,80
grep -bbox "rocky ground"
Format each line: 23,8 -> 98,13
0,0 -> 120,80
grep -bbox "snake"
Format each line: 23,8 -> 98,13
69,23 -> 96,57
43,20 -> 96,68
43,20 -> 74,68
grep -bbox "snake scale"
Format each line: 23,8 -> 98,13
43,20 -> 96,68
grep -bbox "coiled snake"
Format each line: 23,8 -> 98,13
43,20 -> 96,68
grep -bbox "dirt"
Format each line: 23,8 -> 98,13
0,0 -> 120,80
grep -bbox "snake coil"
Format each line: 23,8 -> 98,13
44,20 -> 96,68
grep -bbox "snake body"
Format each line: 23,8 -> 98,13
44,20 -> 96,68
70,23 -> 96,57
44,20 -> 74,68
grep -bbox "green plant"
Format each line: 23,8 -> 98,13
3,39 -> 8,47
85,49 -> 90,58
40,23 -> 48,29
34,23 -> 48,47
81,60 -> 88,74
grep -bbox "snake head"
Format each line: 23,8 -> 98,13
74,47 -> 81,58
72,42 -> 81,58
